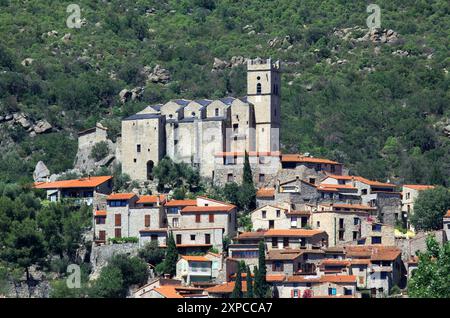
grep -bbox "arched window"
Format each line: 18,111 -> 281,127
215,108 -> 219,116
256,83 -> 262,95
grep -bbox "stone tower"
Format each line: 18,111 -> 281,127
246,58 -> 281,153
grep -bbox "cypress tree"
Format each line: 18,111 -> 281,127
253,266 -> 260,297
231,266 -> 243,298
243,151 -> 253,186
163,231 -> 178,277
246,265 -> 254,298
254,240 -> 268,297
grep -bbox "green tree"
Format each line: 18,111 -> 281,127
243,151 -> 253,186
89,265 -> 125,298
163,232 -> 178,277
109,254 -> 149,288
138,241 -> 165,265
1,218 -> 46,280
410,187 -> 450,231
89,141 -> 110,162
231,265 -> 243,298
408,236 -> 450,298
246,265 -> 254,298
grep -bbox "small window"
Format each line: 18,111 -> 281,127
191,112 -> 196,117
145,215 -> 150,227
371,236 -> 382,244
362,189 -> 368,195
227,174 -> 234,182
115,214 -> 121,226
259,174 -> 265,182
354,218 -> 360,225
209,214 -> 214,223
115,228 -> 121,238
133,158 -> 137,163
195,214 -> 201,223
190,235 -> 196,241
276,210 -> 281,218
256,83 -> 262,94
137,144 -> 141,153
215,108 -> 219,116
316,221 -> 320,227
262,210 -> 267,219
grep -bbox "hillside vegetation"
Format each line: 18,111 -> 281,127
0,0 -> 449,185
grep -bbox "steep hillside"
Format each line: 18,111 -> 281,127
0,0 -> 449,185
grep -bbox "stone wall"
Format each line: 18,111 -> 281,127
89,243 -> 140,279
395,230 -> 445,261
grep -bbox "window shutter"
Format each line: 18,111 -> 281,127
272,263 -> 276,271
145,215 -> 150,227
209,214 -> 214,223
196,214 -> 201,223
115,228 -> 121,238
115,214 -> 121,226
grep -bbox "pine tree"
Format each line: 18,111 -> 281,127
163,231 -> 178,277
246,265 -> 254,298
231,266 -> 243,298
254,240 -> 268,297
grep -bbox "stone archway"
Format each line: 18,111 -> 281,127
146,160 -> 154,180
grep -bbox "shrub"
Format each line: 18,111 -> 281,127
89,141 -> 110,162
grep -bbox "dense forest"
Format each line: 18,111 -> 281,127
0,0 -> 449,186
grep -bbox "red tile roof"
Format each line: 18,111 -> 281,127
235,231 -> 266,240
206,281 -> 247,294
107,193 -> 136,200
403,184 -> 435,191
320,259 -> 351,266
181,205 -> 235,213
34,176 -> 112,189
264,229 -> 325,237
164,200 -> 197,207
153,286 -> 183,298
180,255 -> 211,262
286,275 -> 356,284
281,154 -> 340,165
94,210 -> 107,217
319,203 -> 376,211
266,274 -> 286,282
324,174 -> 396,188
136,195 -> 166,204
345,246 -> 401,261
256,188 -> 276,198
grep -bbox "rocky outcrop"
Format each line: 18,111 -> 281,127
21,58 -> 34,66
119,87 -> 144,104
61,33 -> 72,44
267,35 -> 293,49
212,56 -> 248,72
33,120 -> 52,134
142,65 -> 171,84
358,28 -> 399,44
33,161 -> 50,182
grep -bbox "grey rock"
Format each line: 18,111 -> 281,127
0,116 -> 4,122
61,33 -> 72,44
212,57 -> 230,71
13,113 -> 32,129
21,58 -> 34,66
33,161 -> 50,182
4,114 -> 12,121
34,120 -> 52,134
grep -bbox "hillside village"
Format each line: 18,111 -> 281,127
32,58 -> 450,299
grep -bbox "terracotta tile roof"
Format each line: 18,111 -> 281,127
266,274 -> 286,282
281,154 -> 340,165
444,210 -> 450,218
206,281 -> 247,294
94,210 -> 107,217
34,176 -> 112,189
267,249 -> 303,261
181,205 -> 235,213
235,231 -> 266,240
164,199 -> 197,207
320,259 -> 351,267
349,259 -> 371,265
256,188 -> 276,198
317,184 -> 357,191
153,286 -> 183,298
319,275 -> 357,283
324,174 -> 396,188
345,245 -> 401,261
136,194 -> 166,204
403,184 -> 435,191
107,193 -> 136,200
180,255 -> 211,262
264,229 -> 325,237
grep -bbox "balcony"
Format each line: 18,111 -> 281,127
187,266 -> 212,276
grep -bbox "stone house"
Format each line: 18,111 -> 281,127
265,249 -> 303,276
263,229 -> 328,250
311,203 -> 375,247
321,174 -> 401,226
276,275 -> 358,298
165,199 -> 197,229
280,155 -> 343,177
171,227 -> 224,254
34,175 -> 113,206
402,184 -> 435,230
228,231 -> 265,270
175,254 -> 221,285
94,193 -> 167,244
250,205 -> 288,231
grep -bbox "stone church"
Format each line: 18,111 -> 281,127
120,57 -> 282,184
